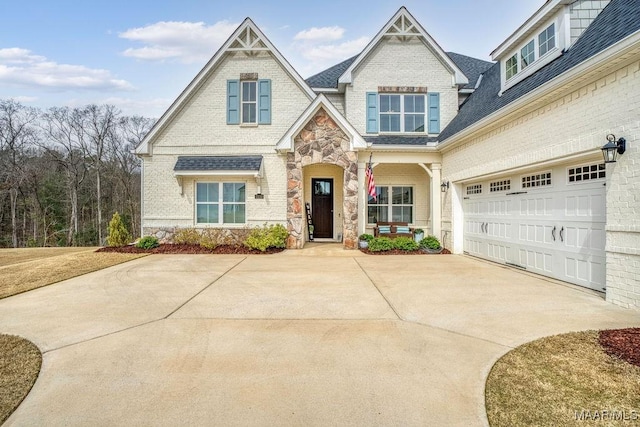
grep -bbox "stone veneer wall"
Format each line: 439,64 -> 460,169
286,108 -> 359,249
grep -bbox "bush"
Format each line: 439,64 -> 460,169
359,233 -> 374,242
392,236 -> 419,251
368,236 -> 394,252
419,235 -> 442,250
107,212 -> 131,247
136,235 -> 159,250
173,228 -> 201,245
200,228 -> 220,250
244,223 -> 289,252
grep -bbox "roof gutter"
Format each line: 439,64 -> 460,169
439,29 -> 640,151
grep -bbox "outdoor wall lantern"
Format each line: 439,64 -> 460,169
440,180 -> 450,192
602,134 -> 626,163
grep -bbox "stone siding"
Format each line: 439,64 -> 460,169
287,108 -> 359,249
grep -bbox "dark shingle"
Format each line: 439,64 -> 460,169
174,156 -> 262,171
305,56 -> 358,88
440,0 -> 640,141
365,136 -> 438,146
446,52 -> 493,90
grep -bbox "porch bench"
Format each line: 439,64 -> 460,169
373,222 -> 414,239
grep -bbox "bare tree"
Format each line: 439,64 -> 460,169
0,100 -> 39,247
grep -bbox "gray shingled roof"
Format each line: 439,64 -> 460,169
174,156 -> 262,171
305,51 -> 491,90
439,0 -> 640,141
305,56 -> 357,88
446,52 -> 493,90
364,136 -> 438,146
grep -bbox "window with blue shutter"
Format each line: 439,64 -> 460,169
366,92 -> 378,133
428,92 -> 440,134
227,80 -> 239,125
258,79 -> 271,125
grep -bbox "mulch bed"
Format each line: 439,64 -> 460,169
96,244 -> 284,255
598,328 -> 640,368
359,248 -> 451,255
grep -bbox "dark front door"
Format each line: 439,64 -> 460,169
311,178 -> 333,238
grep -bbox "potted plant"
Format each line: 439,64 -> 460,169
414,228 -> 424,243
419,235 -> 443,254
359,233 -> 374,249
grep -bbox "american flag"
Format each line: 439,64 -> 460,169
365,155 -> 376,202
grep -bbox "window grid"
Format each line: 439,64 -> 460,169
379,94 -> 425,133
196,182 -> 246,224
520,40 -> 535,69
241,81 -> 257,124
522,172 -> 552,188
568,163 -> 605,183
466,184 -> 482,195
505,54 -> 518,80
490,180 -> 511,192
539,23 -> 556,57
367,186 -> 414,224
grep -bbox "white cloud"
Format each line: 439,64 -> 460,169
0,48 -> 134,91
119,20 -> 239,63
294,26 -> 345,42
302,37 -> 369,63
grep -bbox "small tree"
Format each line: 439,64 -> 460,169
106,211 -> 131,247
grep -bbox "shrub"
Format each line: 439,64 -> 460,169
200,228 -> 220,250
173,228 -> 201,245
392,236 -> 419,251
368,236 -> 394,252
419,235 -> 442,250
244,223 -> 289,252
107,212 -> 131,247
359,233 -> 374,242
136,235 -> 159,250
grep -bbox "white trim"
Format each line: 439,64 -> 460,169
337,7 -> 468,87
174,170 -> 261,177
276,94 -> 367,152
194,181 -> 247,225
311,87 -> 339,93
136,18 -> 315,156
439,30 -> 640,150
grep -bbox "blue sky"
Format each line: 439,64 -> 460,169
1,0 -> 542,117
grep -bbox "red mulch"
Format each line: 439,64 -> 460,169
96,244 -> 284,255
359,248 -> 451,255
598,328 -> 640,368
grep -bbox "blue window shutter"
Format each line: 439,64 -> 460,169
258,79 -> 271,125
227,80 -> 239,125
366,92 -> 378,133
428,92 -> 440,134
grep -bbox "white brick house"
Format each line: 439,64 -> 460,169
137,0 -> 640,309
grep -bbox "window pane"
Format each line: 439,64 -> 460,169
404,95 -> 425,113
197,204 -> 219,223
380,95 -> 390,112
197,183 -> 218,203
414,95 -> 425,112
521,40 -> 535,68
242,103 -> 256,123
539,24 -> 555,57
242,82 -> 256,102
377,186 -> 388,204
389,114 -> 400,132
392,187 -> 412,204
405,114 -> 424,132
223,183 -> 245,203
389,95 -> 400,112
368,206 -> 388,223
223,204 -> 245,224
392,206 -> 412,223
506,54 -> 518,79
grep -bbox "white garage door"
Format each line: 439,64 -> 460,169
463,161 -> 606,292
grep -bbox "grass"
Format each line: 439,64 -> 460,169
0,335 -> 42,424
0,249 -> 147,299
486,331 -> 640,426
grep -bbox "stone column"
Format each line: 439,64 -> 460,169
286,153 -> 304,249
430,163 -> 442,239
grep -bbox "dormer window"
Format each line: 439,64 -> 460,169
520,40 -> 535,69
505,55 -> 518,80
538,23 -> 556,57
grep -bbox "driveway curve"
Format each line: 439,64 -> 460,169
1,244 -> 638,426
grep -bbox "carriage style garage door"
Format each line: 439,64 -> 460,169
463,161 -> 606,292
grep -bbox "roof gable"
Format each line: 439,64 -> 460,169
338,7 -> 468,87
136,18 -> 315,156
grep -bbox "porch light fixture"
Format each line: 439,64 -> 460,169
440,181 -> 449,192
601,134 -> 626,163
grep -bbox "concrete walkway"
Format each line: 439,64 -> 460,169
1,244 -> 638,426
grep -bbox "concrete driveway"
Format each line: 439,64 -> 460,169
1,244 -> 638,426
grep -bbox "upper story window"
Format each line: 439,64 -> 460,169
241,81 -> 257,124
538,23 -> 556,57
379,94 -> 425,133
503,22 -> 558,83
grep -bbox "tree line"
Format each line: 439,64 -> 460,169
0,99 -> 155,247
